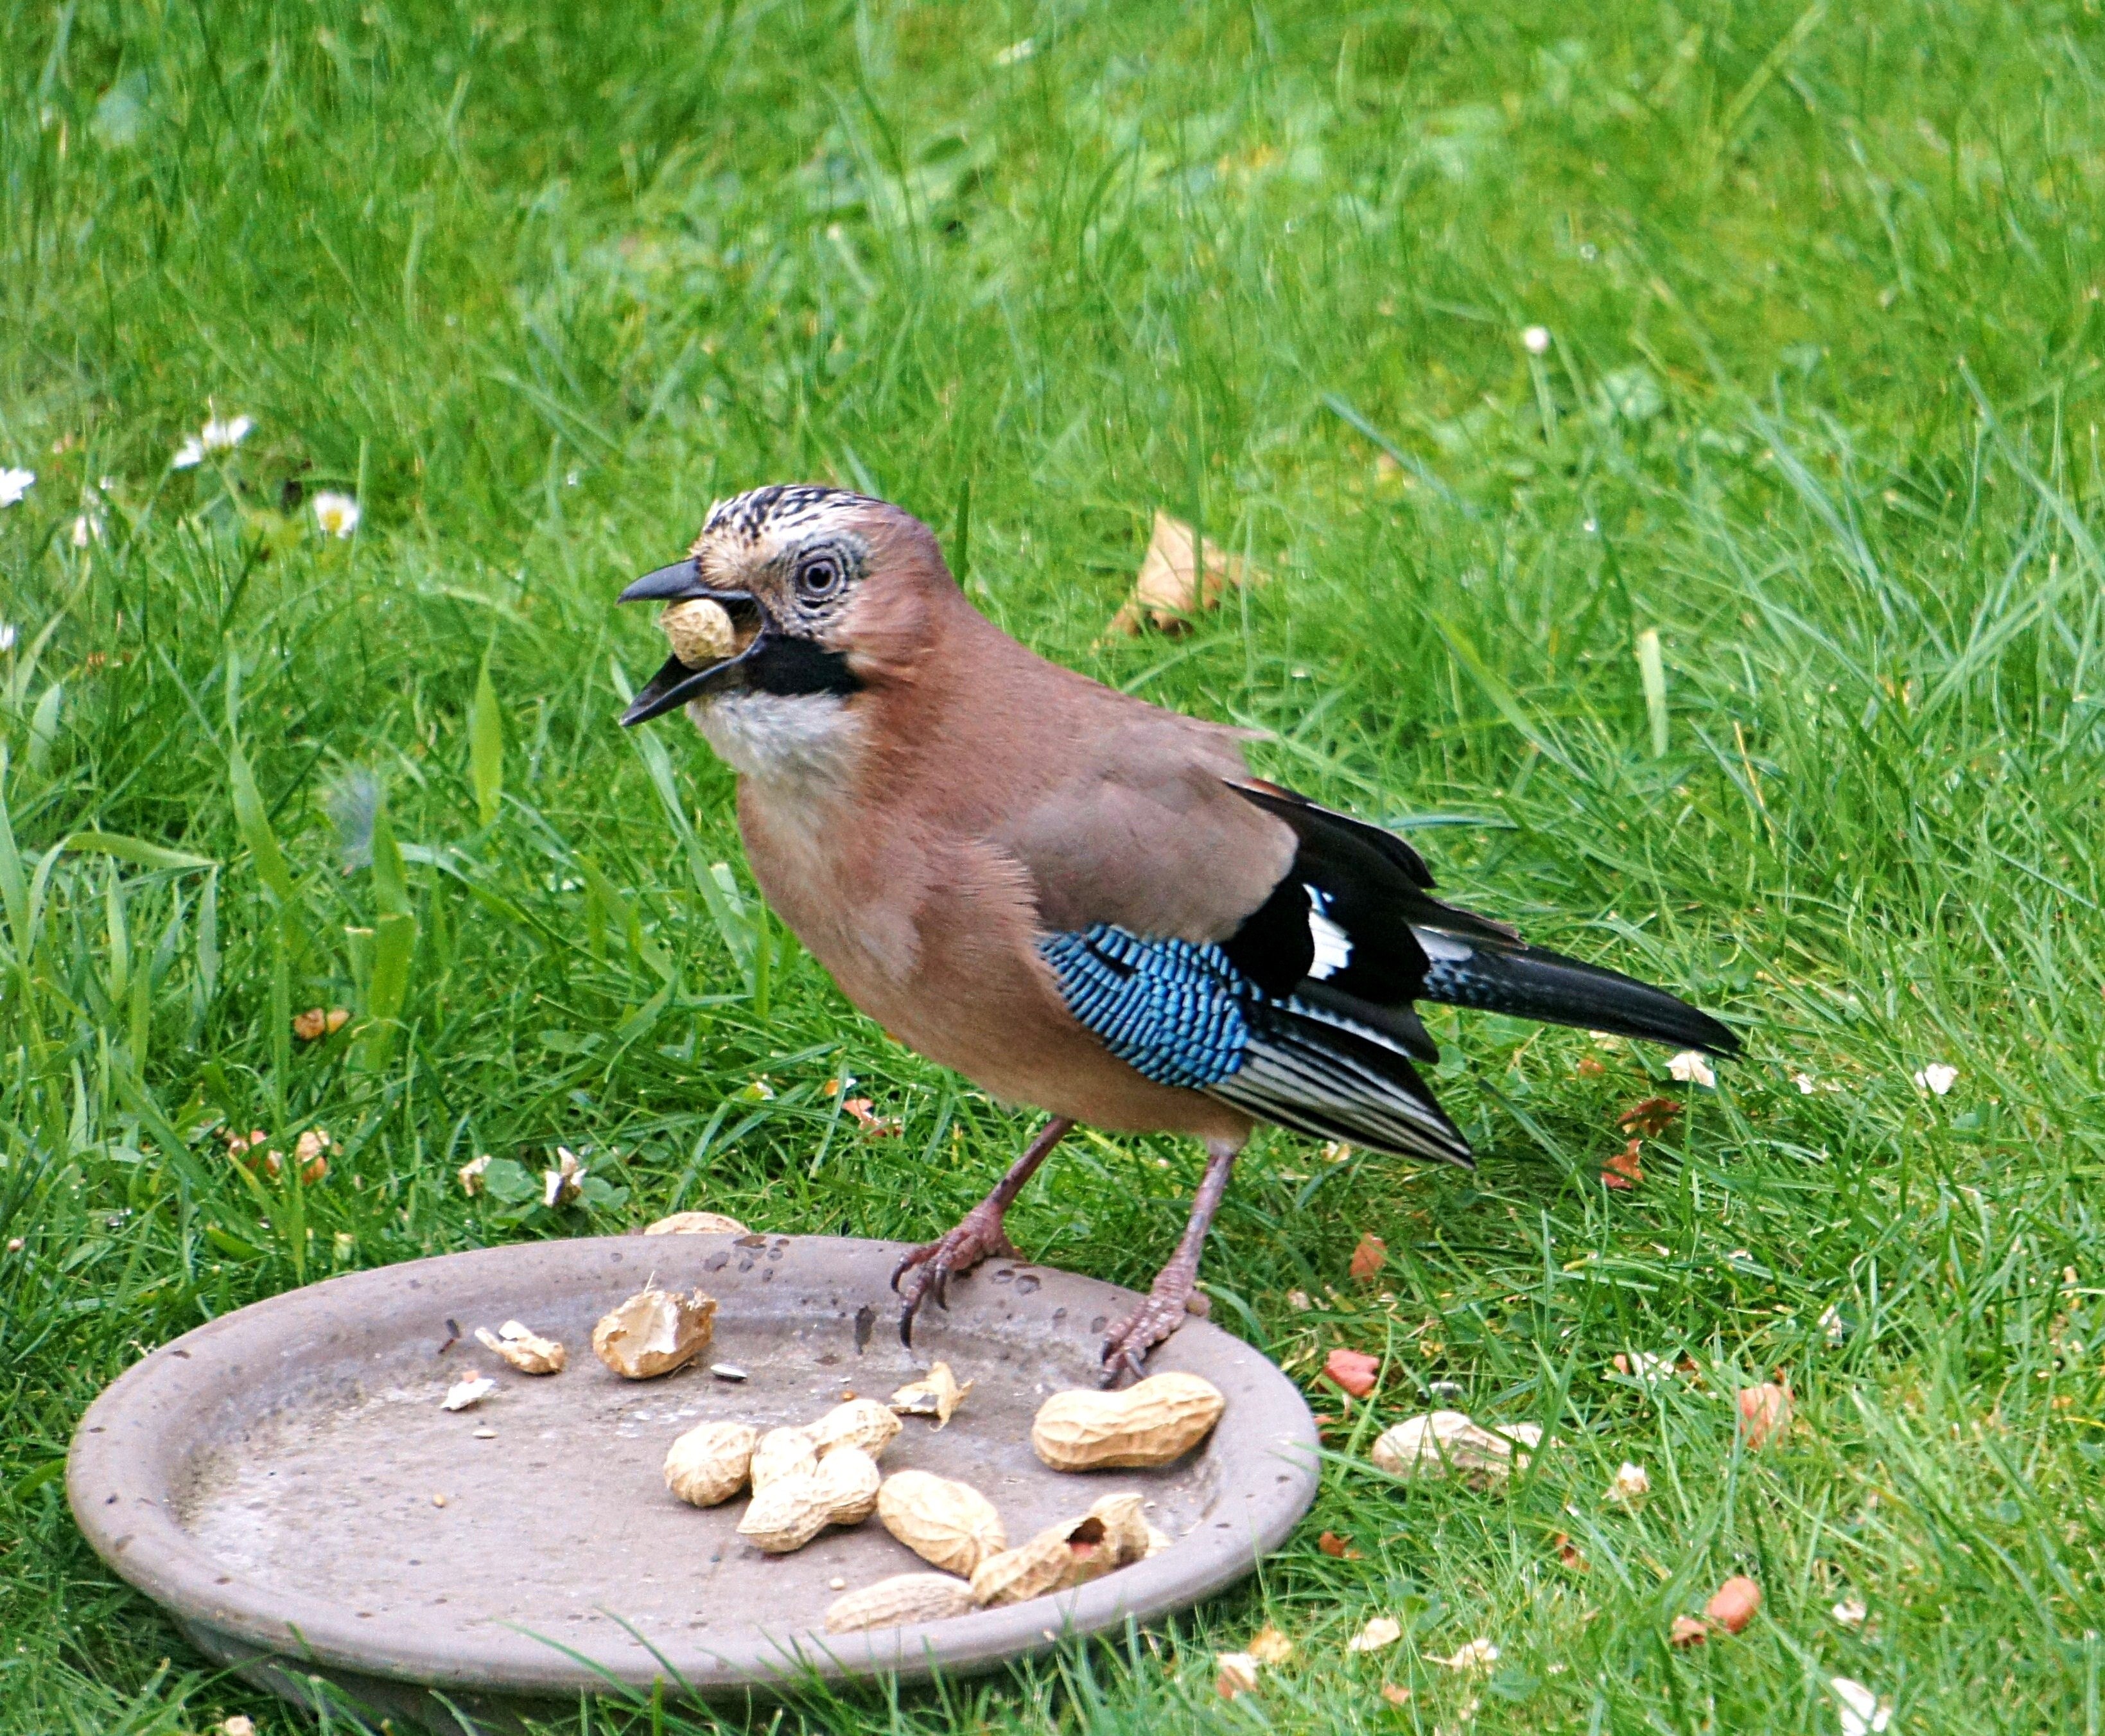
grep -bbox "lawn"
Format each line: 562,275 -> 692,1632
4,0 -> 2104,1730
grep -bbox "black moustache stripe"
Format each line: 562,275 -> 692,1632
744,637 -> 862,698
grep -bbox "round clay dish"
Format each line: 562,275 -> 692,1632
69,1234 -> 1317,1730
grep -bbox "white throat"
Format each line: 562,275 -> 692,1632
688,690 -> 864,794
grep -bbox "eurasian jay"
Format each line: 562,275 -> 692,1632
620,485 -> 1738,1381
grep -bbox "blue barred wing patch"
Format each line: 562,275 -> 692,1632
1036,925 -> 1250,1089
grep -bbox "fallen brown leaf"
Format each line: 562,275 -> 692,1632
1349,1232 -> 1388,1281
1575,1055 -> 1607,1078
1602,1140 -> 1645,1191
1248,1624 -> 1295,1665
1553,1532 -> 1589,1571
1618,1096 -> 1684,1139
1670,1615 -> 1709,1648
1379,1683 -> 1411,1707
842,1097 -> 902,1135
1318,1530 -> 1361,1559
293,1007 -> 328,1041
1106,511 -> 1264,635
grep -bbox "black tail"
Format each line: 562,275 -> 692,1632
1415,933 -> 1739,1057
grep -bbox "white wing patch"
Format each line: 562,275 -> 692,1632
1414,926 -> 1476,963
1303,883 -> 1354,979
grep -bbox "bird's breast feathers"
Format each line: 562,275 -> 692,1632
688,690 -> 865,793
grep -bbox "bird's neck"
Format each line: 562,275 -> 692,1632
687,690 -> 867,799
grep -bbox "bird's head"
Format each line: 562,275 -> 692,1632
617,484 -> 952,731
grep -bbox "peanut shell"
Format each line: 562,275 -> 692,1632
475,1320 -> 566,1375
810,1398 -> 903,1460
663,1420 -> 758,1508
659,598 -> 737,668
877,1470 -> 1007,1576
748,1425 -> 818,1491
824,1572 -> 976,1634
737,1446 -> 879,1553
1030,1371 -> 1224,1470
590,1288 -> 715,1380
890,1361 -> 972,1428
643,1210 -> 750,1236
968,1513 -> 1117,1607
738,1471 -> 834,1554
1368,1411 -> 1541,1486
813,1445 -> 882,1524
1086,1491 -> 1150,1565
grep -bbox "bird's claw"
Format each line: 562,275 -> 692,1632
1097,1286 -> 1192,1387
893,1206 -> 1019,1347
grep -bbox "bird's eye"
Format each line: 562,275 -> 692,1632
796,555 -> 844,601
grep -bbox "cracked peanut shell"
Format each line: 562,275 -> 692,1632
590,1288 -> 715,1380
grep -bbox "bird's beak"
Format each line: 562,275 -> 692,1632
616,558 -> 770,726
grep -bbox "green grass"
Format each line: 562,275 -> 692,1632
6,0 -> 2105,1730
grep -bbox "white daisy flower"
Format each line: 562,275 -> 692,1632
1522,324 -> 1551,354
0,468 -> 35,507
1668,1050 -> 1716,1088
1912,1062 -> 1957,1096
173,412 -> 254,468
312,491 -> 361,538
203,414 -> 254,452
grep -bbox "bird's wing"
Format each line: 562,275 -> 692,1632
990,710 -> 1296,943
1035,923 -> 1472,1166
1228,784 -> 1738,1055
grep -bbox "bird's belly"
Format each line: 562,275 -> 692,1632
737,805 -> 1244,1140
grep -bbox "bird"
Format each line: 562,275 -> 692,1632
618,484 -> 1738,1383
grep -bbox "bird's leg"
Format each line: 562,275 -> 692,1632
893,1116 -> 1073,1345
1099,1135 -> 1242,1387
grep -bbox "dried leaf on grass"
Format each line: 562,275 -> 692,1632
1618,1096 -> 1684,1138
843,1097 -> 903,1135
1602,1140 -> 1645,1191
1318,1530 -> 1361,1559
1106,511 -> 1265,635
1347,1615 -> 1402,1653
1349,1232 -> 1388,1281
1248,1624 -> 1295,1664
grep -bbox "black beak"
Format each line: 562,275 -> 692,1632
616,558 -> 769,727
618,560 -> 713,604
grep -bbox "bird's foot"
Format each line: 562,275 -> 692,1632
1097,1278 -> 1206,1387
891,1200 -> 1020,1346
